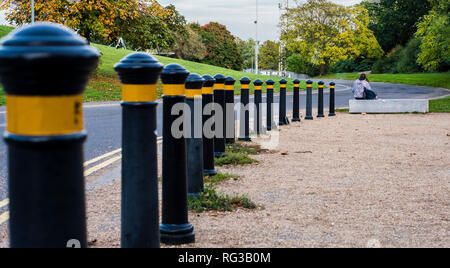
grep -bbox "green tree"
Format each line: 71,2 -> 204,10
415,0 -> 450,71
121,15 -> 173,52
280,0 -> 383,75
0,0 -> 172,44
361,0 -> 432,53
237,38 -> 256,70
258,40 -> 281,70
195,22 -> 244,70
173,25 -> 206,61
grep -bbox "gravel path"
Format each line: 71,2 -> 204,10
1,112 -> 449,248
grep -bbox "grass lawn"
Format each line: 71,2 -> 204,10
430,97 -> 450,113
315,72 -> 450,89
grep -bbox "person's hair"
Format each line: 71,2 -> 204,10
359,74 -> 367,81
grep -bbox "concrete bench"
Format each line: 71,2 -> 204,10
349,99 -> 429,114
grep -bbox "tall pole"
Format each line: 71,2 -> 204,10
255,0 -> 259,74
31,0 -> 35,23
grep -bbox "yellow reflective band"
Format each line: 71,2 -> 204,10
225,85 -> 235,91
6,94 -> 83,136
294,84 -> 300,88
330,86 -> 335,89
163,84 -> 185,96
122,84 -> 157,102
186,89 -> 203,98
202,86 -> 214,94
254,86 -> 262,90
214,83 -> 225,90
267,85 -> 274,89
241,84 -> 250,89
319,85 -> 324,88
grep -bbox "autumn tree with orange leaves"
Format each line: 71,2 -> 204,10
0,0 -> 173,44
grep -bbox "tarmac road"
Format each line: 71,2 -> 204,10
0,80 -> 449,223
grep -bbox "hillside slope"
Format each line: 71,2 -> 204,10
0,25 -> 312,105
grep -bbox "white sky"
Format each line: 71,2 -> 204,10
0,1 -> 362,41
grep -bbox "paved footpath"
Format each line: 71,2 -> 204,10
0,81 -> 449,225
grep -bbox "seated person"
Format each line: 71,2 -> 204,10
352,74 -> 377,100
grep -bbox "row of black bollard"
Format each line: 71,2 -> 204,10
0,23 -> 338,248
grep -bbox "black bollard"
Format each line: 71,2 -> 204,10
213,74 -> 226,157
202,75 -> 217,176
225,77 -> 236,144
186,74 -> 205,197
253,79 -> 263,135
279,79 -> 290,126
266,79 -> 275,131
329,82 -> 336,117
292,79 -> 301,122
0,23 -> 99,248
317,81 -> 325,118
115,53 -> 163,248
305,80 -> 314,120
160,64 -> 195,245
238,77 -> 252,141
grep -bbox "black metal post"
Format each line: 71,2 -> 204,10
253,79 -> 263,135
186,74 -> 205,197
0,23 -> 99,248
213,74 -> 226,157
202,75 -> 217,176
160,64 -> 195,245
292,79 -> 301,122
266,79 -> 275,131
329,82 -> 336,117
305,80 -> 314,120
225,77 -> 236,144
279,79 -> 289,126
317,81 -> 325,118
115,53 -> 163,248
238,77 -> 252,141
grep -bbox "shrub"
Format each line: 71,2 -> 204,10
396,38 -> 423,73
286,53 -> 321,76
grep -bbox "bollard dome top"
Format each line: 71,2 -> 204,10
266,79 -> 275,85
318,81 -> 325,85
306,80 -> 313,85
186,73 -> 205,89
253,79 -> 263,86
293,79 -> 301,84
330,82 -> 335,86
214,74 -> 226,84
161,63 -> 190,84
224,76 -> 236,85
114,52 -> 163,85
202,75 -> 216,87
240,77 -> 251,85
0,23 -> 100,96
279,79 -> 288,85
